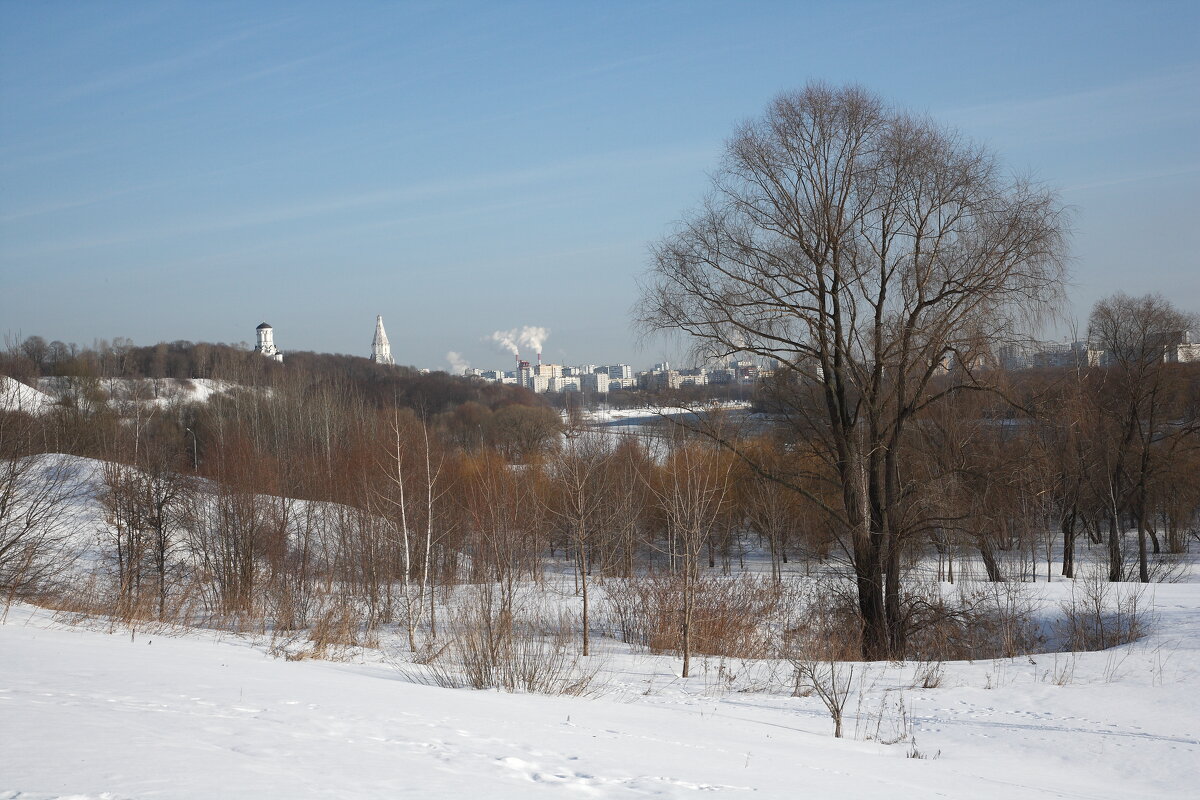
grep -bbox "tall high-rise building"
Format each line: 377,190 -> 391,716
607,364 -> 632,380
371,315 -> 394,365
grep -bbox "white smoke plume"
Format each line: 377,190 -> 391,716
517,326 -> 548,354
487,325 -> 549,357
446,351 -> 471,375
489,330 -> 520,355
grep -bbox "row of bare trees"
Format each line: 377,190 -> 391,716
1,360 -> 824,662
2,332 -> 1196,662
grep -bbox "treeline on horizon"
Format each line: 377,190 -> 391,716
0,334 -> 567,471
0,335 -> 533,407
0,333 -> 757,413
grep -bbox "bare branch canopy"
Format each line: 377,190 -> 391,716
638,83 -> 1070,658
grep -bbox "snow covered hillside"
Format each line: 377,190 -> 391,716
0,376 -> 57,416
35,377 -> 237,409
1,376 -> 238,417
3,579 -> 1200,799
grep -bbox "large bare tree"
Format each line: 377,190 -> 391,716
638,83 -> 1068,659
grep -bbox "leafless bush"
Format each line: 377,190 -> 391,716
401,584 -> 602,696
1141,550 -> 1191,584
904,578 -> 1044,661
1056,566 -> 1147,651
46,568 -> 208,635
43,572 -> 108,625
602,573 -> 786,660
792,658 -> 856,738
776,576 -> 862,663
774,577 -> 863,738
1044,652 -> 1077,685
0,452 -> 87,606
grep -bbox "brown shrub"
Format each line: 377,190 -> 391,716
604,573 -> 786,659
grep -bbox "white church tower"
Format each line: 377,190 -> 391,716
254,322 -> 284,362
370,315 -> 394,365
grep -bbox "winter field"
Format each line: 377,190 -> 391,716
2,456 -> 1199,799
3,578 -> 1199,799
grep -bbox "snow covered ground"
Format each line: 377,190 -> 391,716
3,575 -> 1199,799
580,403 -> 754,456
2,451 -> 1198,798
1,376 -> 58,416
29,377 -> 237,411
583,402 -> 751,426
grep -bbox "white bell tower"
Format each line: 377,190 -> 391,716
254,322 -> 283,362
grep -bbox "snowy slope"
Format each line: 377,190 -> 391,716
0,376 -> 57,416
33,377 -> 236,410
3,584 -> 1199,800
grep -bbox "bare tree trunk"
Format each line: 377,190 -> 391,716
578,540 -> 590,657
1061,507 -> 1077,578
1136,506 -> 1150,584
680,565 -> 692,678
1107,512 -> 1123,583
978,536 -> 1004,582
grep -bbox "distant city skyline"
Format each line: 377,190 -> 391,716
2,1 -> 1197,371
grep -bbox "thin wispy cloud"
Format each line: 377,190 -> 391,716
156,46 -> 353,110
48,18 -> 292,106
1063,163 -> 1200,194
0,181 -> 157,224
0,143 -> 714,260
941,65 -> 1200,143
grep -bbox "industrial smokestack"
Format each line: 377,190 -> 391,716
538,352 -> 542,366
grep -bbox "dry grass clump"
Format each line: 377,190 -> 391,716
1056,566 -> 1147,651
44,571 -> 209,632
301,596 -> 378,660
401,584 -> 602,696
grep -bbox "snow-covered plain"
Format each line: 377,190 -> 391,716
4,578 -> 1200,799
2,449 -> 1199,799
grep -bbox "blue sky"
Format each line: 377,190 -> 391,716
2,1 -> 1197,371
